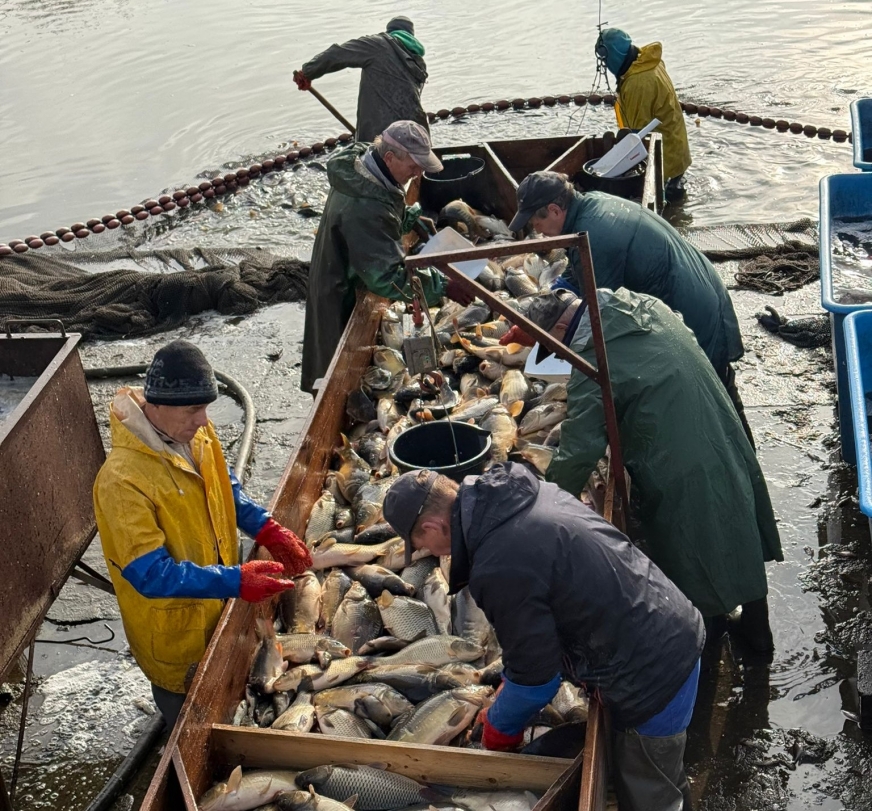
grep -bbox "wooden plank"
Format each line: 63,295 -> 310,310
211,725 -> 570,792
578,700 -> 609,811
141,293 -> 385,810
487,137 -> 580,183
532,751 -> 583,811
544,139 -> 594,178
480,144 -> 520,221
172,746 -> 199,811
405,235 -> 583,270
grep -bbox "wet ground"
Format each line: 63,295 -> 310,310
1,25 -> 872,808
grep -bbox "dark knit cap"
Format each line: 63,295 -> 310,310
144,340 -> 218,406
386,16 -> 414,35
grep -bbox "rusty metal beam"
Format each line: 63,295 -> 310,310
405,232 -> 630,513
404,234 -> 583,270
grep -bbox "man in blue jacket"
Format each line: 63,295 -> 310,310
507,170 -> 753,447
384,464 -> 704,811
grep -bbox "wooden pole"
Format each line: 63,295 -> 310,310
306,86 -> 356,135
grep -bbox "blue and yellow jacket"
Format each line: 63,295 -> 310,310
93,387 -> 269,693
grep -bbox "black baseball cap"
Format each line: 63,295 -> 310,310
509,171 -> 569,232
383,469 -> 438,565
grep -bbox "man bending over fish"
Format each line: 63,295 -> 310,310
524,288 -> 783,654
507,170 -> 753,447
301,120 -> 472,394
383,464 -> 704,811
94,340 -> 308,728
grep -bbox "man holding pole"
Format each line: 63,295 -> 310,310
294,17 -> 429,141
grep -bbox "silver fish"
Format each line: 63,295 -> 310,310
400,557 -> 439,593
309,538 -> 396,570
357,636 -> 410,655
356,432 -> 388,470
332,581 -> 383,654
348,564 -> 415,598
315,706 -> 375,739
518,443 -> 555,474
305,490 -> 336,542
378,397 -> 402,433
478,261 -> 506,292
275,634 -> 351,667
272,691 -> 316,732
347,387 -> 378,424
499,370 -> 532,416
353,662 -> 473,704
421,568 -> 452,635
447,790 -> 540,811
313,683 -> 413,729
334,507 -> 354,530
297,764 -> 435,811
363,365 -> 395,391
518,402 -> 567,437
452,587 -> 491,651
377,635 -> 484,667
387,686 -> 493,744
319,569 -> 353,633
273,656 -> 370,693
504,266 -> 539,298
538,257 -> 569,291
335,435 -> 371,503
481,404 -> 517,463
276,790 -> 354,811
380,309 -> 405,352
199,766 -> 299,811
458,337 -> 532,368
377,591 -> 439,642
249,618 -> 288,694
551,680 -> 589,723
354,522 -> 400,546
372,346 -> 407,375
448,395 -> 499,423
378,538 -> 432,571
479,360 -> 509,382
289,572 -> 322,634
540,381 -> 568,403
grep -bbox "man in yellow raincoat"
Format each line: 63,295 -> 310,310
94,340 -> 311,728
596,27 -> 691,202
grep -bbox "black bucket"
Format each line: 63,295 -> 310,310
388,421 -> 492,482
420,155 -> 488,214
577,158 -> 644,197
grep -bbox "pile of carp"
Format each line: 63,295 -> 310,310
200,763 -> 542,811
229,246 -> 592,790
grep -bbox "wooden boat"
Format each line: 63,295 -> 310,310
140,132 -> 662,811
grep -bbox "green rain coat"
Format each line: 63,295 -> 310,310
302,33 -> 428,143
548,288 -> 782,617
559,190 -> 743,373
615,43 -> 691,180
301,142 -> 445,393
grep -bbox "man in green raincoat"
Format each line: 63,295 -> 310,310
596,27 -> 691,201
294,17 -> 429,142
300,120 -> 471,394
508,170 -> 754,447
527,287 -> 783,652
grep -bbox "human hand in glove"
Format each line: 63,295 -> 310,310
499,324 -> 535,347
255,518 -> 312,576
477,706 -> 524,752
293,70 -> 312,91
239,560 -> 295,602
445,277 -> 475,306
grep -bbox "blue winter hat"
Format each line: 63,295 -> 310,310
598,27 -> 633,77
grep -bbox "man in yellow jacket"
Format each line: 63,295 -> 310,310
93,340 -> 311,728
596,27 -> 691,202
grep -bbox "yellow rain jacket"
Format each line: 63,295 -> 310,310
93,388 -> 239,693
615,43 -> 692,181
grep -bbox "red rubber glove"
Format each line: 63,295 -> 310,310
445,277 -> 475,306
255,518 -> 313,576
479,707 -> 524,752
499,324 -> 536,347
239,560 -> 295,603
293,70 -> 312,91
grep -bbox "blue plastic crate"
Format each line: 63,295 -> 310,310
819,173 -> 872,464
850,99 -> 872,172
844,311 -> 872,516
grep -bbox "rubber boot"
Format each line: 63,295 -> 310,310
728,597 -> 774,653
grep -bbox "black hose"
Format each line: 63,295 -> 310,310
82,714 -> 166,811
83,364 -> 256,478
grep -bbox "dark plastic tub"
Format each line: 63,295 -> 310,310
388,421 -> 492,482
577,159 -> 645,196
420,155 -> 488,214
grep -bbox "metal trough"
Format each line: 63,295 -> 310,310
0,325 -> 104,680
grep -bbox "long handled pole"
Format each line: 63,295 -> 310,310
305,85 -> 356,135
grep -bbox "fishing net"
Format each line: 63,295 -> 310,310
0,247 -> 308,340
679,217 -> 818,261
733,245 -> 819,295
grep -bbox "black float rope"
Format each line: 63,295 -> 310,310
0,94 -> 853,257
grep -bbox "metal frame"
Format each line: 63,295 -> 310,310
405,232 -> 629,512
